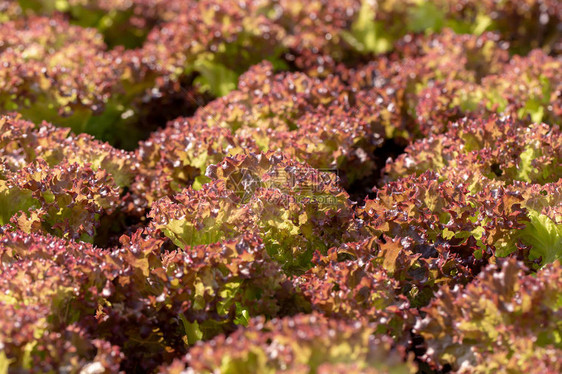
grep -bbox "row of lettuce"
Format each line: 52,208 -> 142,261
5,0 -> 560,51
0,0 -> 560,148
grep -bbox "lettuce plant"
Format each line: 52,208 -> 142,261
163,313 -> 417,374
150,152 -> 359,272
416,259 -> 562,372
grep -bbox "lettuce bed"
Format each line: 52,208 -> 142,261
1,1 -> 561,373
